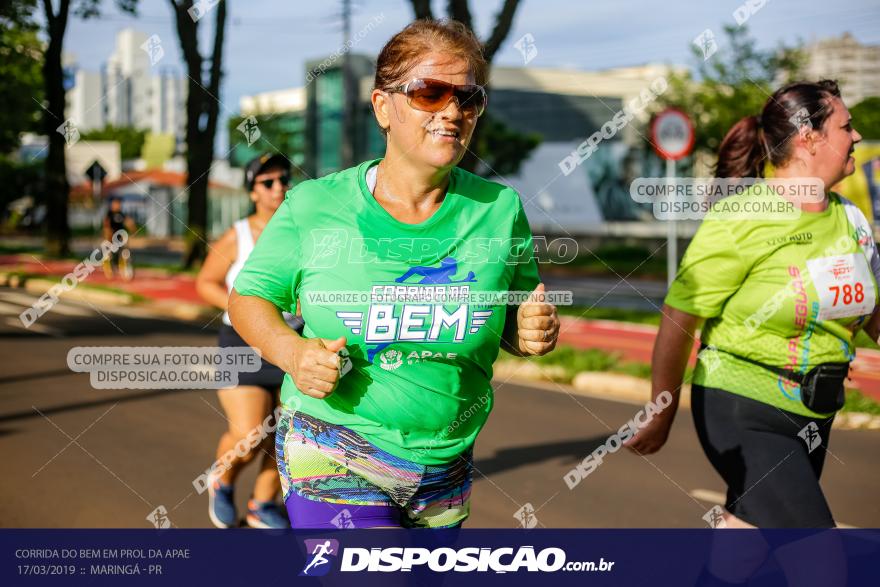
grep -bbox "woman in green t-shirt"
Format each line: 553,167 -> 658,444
228,19 -> 559,529
626,80 -> 877,529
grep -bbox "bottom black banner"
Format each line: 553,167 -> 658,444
2,529 -> 877,586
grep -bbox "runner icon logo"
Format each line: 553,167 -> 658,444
702,505 -> 727,529
514,503 -> 539,528
331,509 -> 356,529
696,344 -> 722,375
338,346 -> 353,377
693,29 -> 718,60
300,539 -> 340,577
798,422 -> 822,453
146,505 -> 171,529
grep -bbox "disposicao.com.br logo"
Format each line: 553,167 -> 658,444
300,539 -> 615,575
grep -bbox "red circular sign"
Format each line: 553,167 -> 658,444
650,108 -> 695,161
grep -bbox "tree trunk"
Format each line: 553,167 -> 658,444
42,0 -> 71,257
171,0 -> 226,269
182,131 -> 210,268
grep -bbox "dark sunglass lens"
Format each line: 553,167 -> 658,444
456,87 -> 485,113
258,175 -> 290,188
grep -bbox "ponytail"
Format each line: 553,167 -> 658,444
715,80 -> 842,179
714,115 -> 767,178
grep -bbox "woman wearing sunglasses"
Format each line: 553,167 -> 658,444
229,20 -> 559,529
196,153 -> 303,529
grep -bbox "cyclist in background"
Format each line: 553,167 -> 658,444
103,197 -> 136,280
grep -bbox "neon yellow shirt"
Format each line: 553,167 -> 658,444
666,190 -> 880,417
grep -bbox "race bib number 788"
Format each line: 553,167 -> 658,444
806,253 -> 876,321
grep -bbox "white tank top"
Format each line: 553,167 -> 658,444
222,218 -> 301,329
223,219 -> 255,326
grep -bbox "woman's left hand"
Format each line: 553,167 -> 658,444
516,283 -> 559,356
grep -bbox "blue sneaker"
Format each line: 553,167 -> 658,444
207,477 -> 237,528
246,499 -> 290,529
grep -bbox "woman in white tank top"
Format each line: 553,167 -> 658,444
195,153 -> 301,529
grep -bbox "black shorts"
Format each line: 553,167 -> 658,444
691,385 -> 836,528
218,325 -> 285,391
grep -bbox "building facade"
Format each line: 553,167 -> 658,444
66,29 -> 187,146
230,87 -> 307,172
804,33 -> 880,106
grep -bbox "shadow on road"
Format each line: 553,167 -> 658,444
0,388 -> 206,424
0,368 -> 76,387
475,435 -> 612,477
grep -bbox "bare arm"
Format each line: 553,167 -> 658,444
195,228 -> 237,310
228,289 -> 303,371
625,304 -> 702,454
652,305 -> 702,407
228,289 -> 345,399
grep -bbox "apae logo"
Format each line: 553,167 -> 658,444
378,348 -> 403,371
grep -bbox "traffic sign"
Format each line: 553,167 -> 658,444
650,108 -> 695,161
85,160 -> 107,184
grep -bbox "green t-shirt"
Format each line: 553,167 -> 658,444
234,159 -> 540,464
666,189 -> 880,417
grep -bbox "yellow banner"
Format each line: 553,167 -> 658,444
834,142 -> 880,222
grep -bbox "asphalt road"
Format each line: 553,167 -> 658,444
1,287 -> 878,528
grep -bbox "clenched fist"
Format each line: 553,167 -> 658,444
516,283 -> 559,356
285,336 -> 348,399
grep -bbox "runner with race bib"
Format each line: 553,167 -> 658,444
626,80 -> 877,529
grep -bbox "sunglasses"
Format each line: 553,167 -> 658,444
256,175 -> 290,189
386,78 -> 487,117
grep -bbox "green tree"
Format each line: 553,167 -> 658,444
851,97 -> 880,141
81,125 -> 148,160
473,113 -> 540,178
0,3 -> 43,155
658,24 -> 805,157
39,0 -> 139,257
226,113 -> 302,168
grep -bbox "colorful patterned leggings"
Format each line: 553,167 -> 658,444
275,409 -> 472,529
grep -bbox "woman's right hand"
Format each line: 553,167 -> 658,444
285,336 -> 348,399
624,410 -> 675,455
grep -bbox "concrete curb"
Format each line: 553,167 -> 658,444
493,361 -> 880,431
0,270 -> 217,324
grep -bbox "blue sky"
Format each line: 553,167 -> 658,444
63,0 -> 880,149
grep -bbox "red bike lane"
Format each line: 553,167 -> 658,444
558,316 -> 880,403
